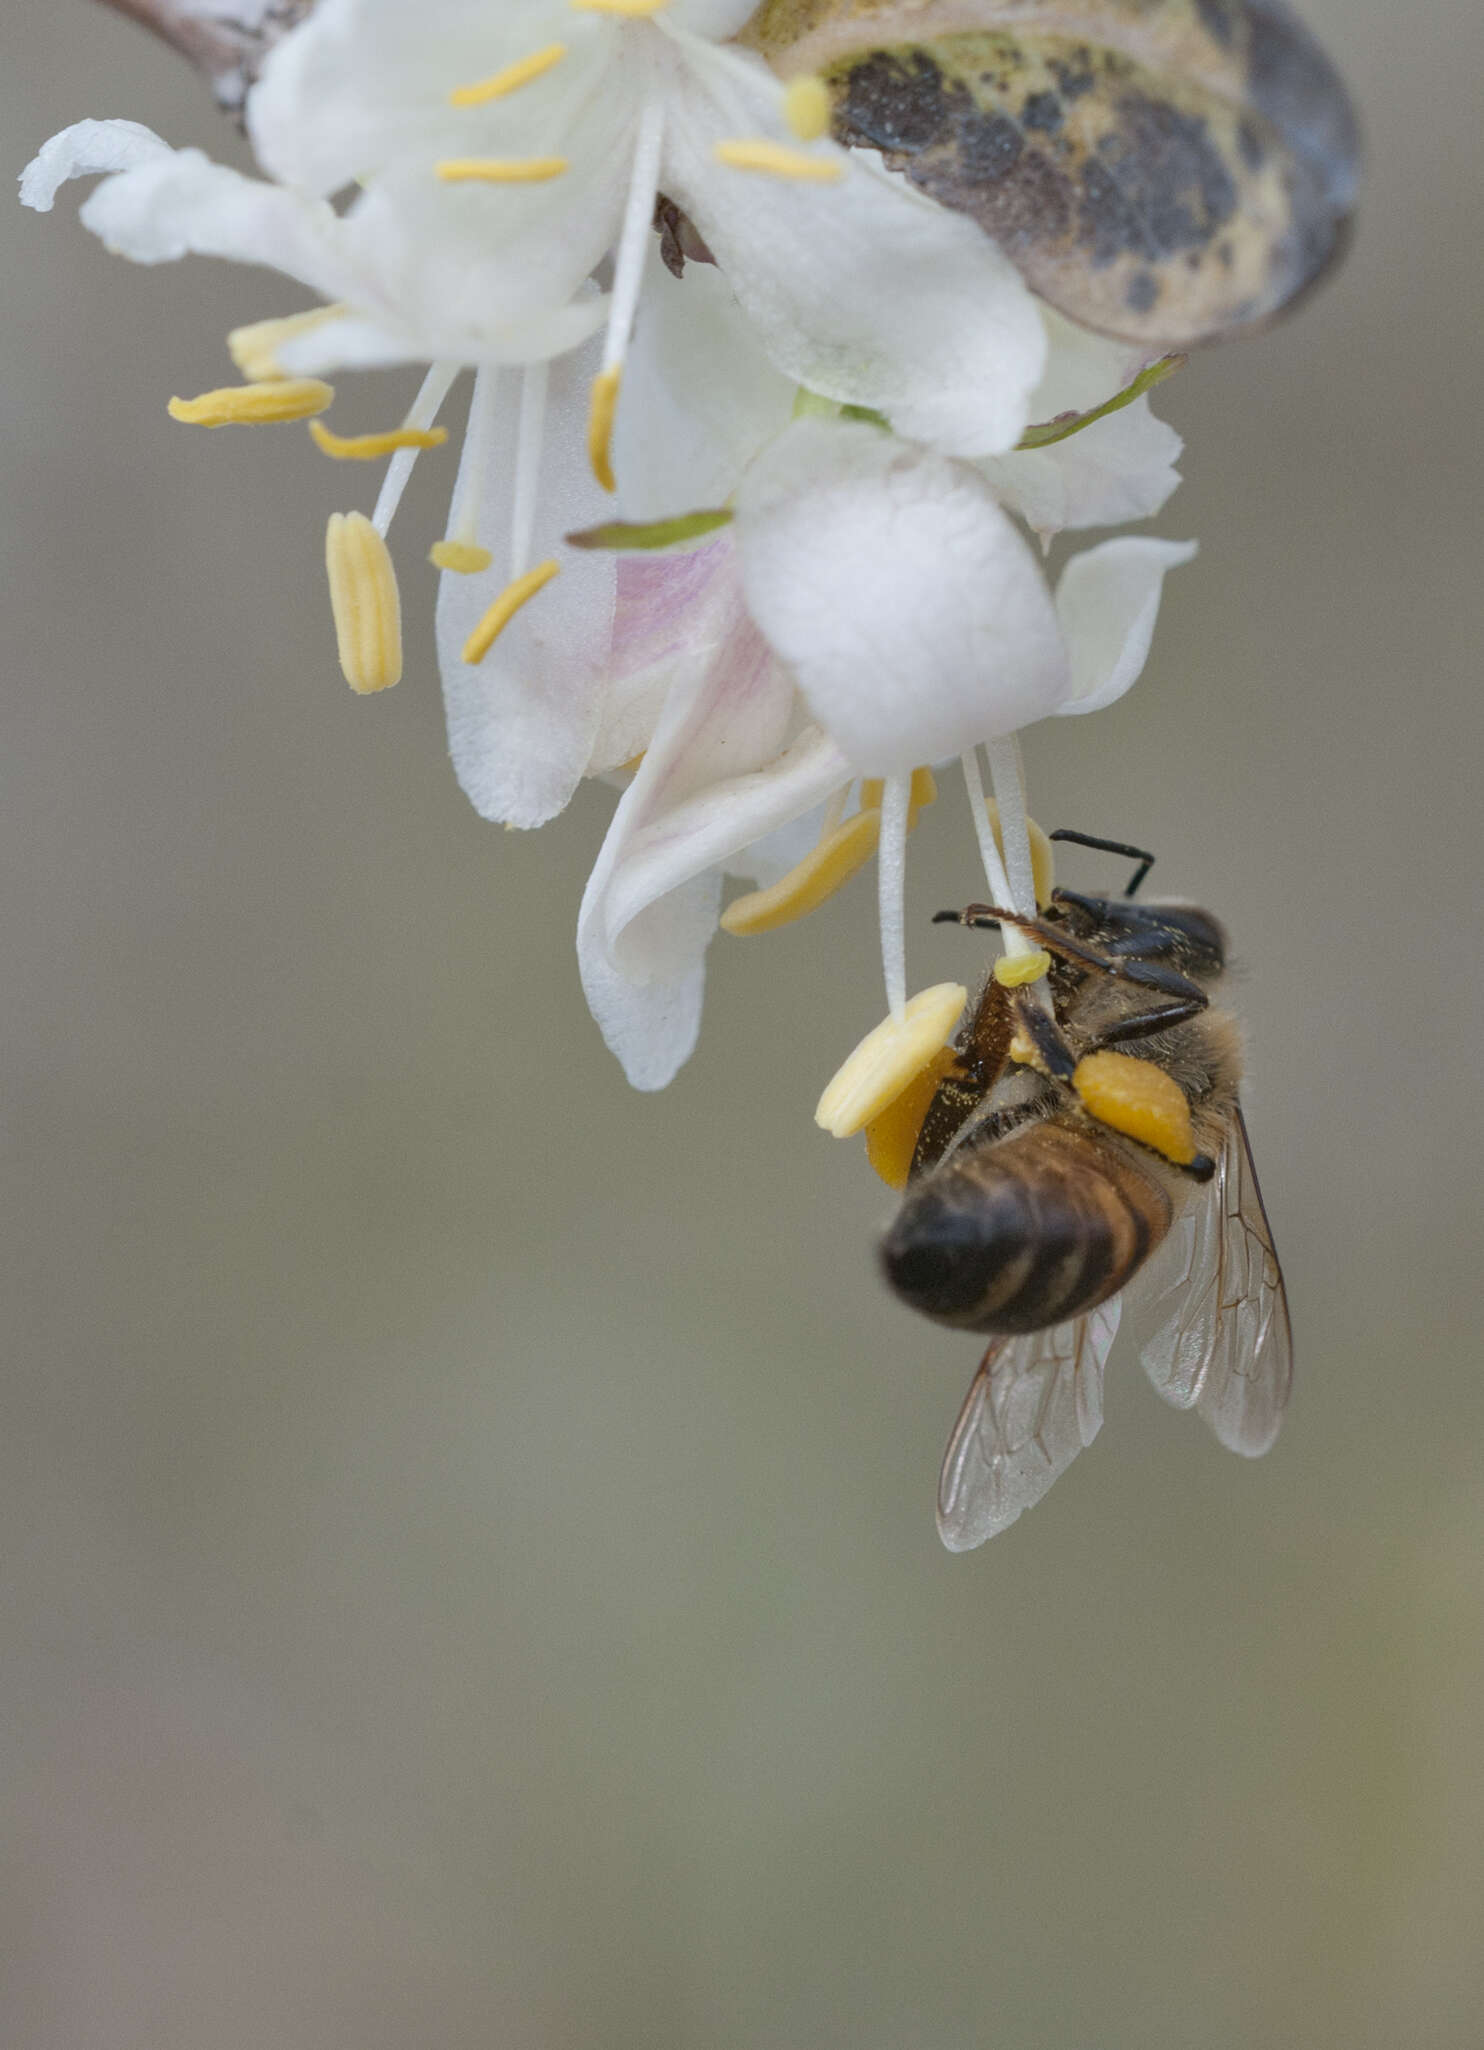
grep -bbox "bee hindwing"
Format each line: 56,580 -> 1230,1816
1137,1108 -> 1293,1457
936,1298 -> 1121,1551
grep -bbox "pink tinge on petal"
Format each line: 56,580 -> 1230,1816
608,539 -> 739,684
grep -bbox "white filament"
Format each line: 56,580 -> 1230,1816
878,771 -> 910,1024
509,361 -> 550,579
371,360 -> 459,536
603,98 -> 665,374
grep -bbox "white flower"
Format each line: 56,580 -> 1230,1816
22,0 -> 1051,826
531,259 -> 1197,1088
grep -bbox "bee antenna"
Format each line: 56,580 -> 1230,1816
933,907 -> 1002,930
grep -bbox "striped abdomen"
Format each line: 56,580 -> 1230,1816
879,1118 -> 1173,1335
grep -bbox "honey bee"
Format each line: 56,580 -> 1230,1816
879,831 -> 1292,1549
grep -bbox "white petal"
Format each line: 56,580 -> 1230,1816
577,853 -> 718,1093
587,539 -> 748,775
612,248 -> 794,520
737,420 -> 1070,774
1054,538 -> 1198,717
72,143 -> 357,295
19,120 -> 171,211
668,0 -> 760,37
437,346 -> 617,828
249,0 -> 611,195
578,602 -> 843,1088
661,49 -> 1046,456
980,399 -> 1183,536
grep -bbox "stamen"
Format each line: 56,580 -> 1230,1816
860,766 -> 936,826
309,420 -> 448,461
878,772 -> 911,1025
571,0 -> 667,15
985,735 -> 1036,920
587,368 -> 621,493
435,157 -> 569,184
720,810 -> 881,936
993,949 -> 1052,988
713,140 -> 843,182
509,362 -> 550,578
1072,1051 -> 1199,1167
325,511 -> 402,694
227,306 -> 346,383
371,362 -> 460,537
436,366 -> 497,565
430,540 -> 493,574
783,75 -> 832,141
723,768 -> 936,937
865,1045 -> 959,1190
168,379 -> 332,426
462,561 -> 560,666
815,984 -> 967,1139
587,97 -> 665,492
449,43 -> 567,106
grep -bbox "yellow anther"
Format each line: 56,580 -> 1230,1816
1072,1050 -> 1198,1167
449,42 -> 566,105
168,378 -> 333,427
783,75 -> 832,142
571,0 -> 667,14
462,560 -> 560,665
816,984 -> 967,1139
982,799 -> 1056,908
430,540 -> 494,575
993,947 -> 1052,988
721,808 -> 881,937
309,419 -> 449,461
325,511 -> 402,694
714,140 -> 843,182
864,1045 -> 959,1191
587,365 -> 622,493
859,766 -> 937,826
435,157 -> 569,184
227,306 -> 346,383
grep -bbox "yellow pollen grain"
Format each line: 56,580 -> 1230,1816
309,419 -> 449,461
435,156 -> 569,184
1072,1050 -> 1198,1167
783,75 -> 832,142
587,365 -> 622,493
714,139 -> 843,182
571,0 -> 667,16
430,539 -> 494,575
168,379 -> 334,427
325,511 -> 402,694
449,42 -> 567,105
462,560 -> 560,665
721,809 -> 881,937
816,983 -> 967,1139
993,947 -> 1052,988
864,1044 -> 959,1191
1008,1027 -> 1037,1068
227,305 -> 347,382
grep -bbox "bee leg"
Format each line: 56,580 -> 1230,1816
1008,991 -> 1078,1080
1088,998 -> 1209,1048
1047,829 -> 1156,897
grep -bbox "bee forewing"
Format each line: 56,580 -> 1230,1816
1137,1108 -> 1293,1457
936,1299 -> 1121,1551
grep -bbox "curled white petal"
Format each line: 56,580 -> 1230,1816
19,119 -> 172,211
1054,537 -> 1199,716
737,420 -> 1071,775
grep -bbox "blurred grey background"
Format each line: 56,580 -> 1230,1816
3,4 -> 1482,2045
